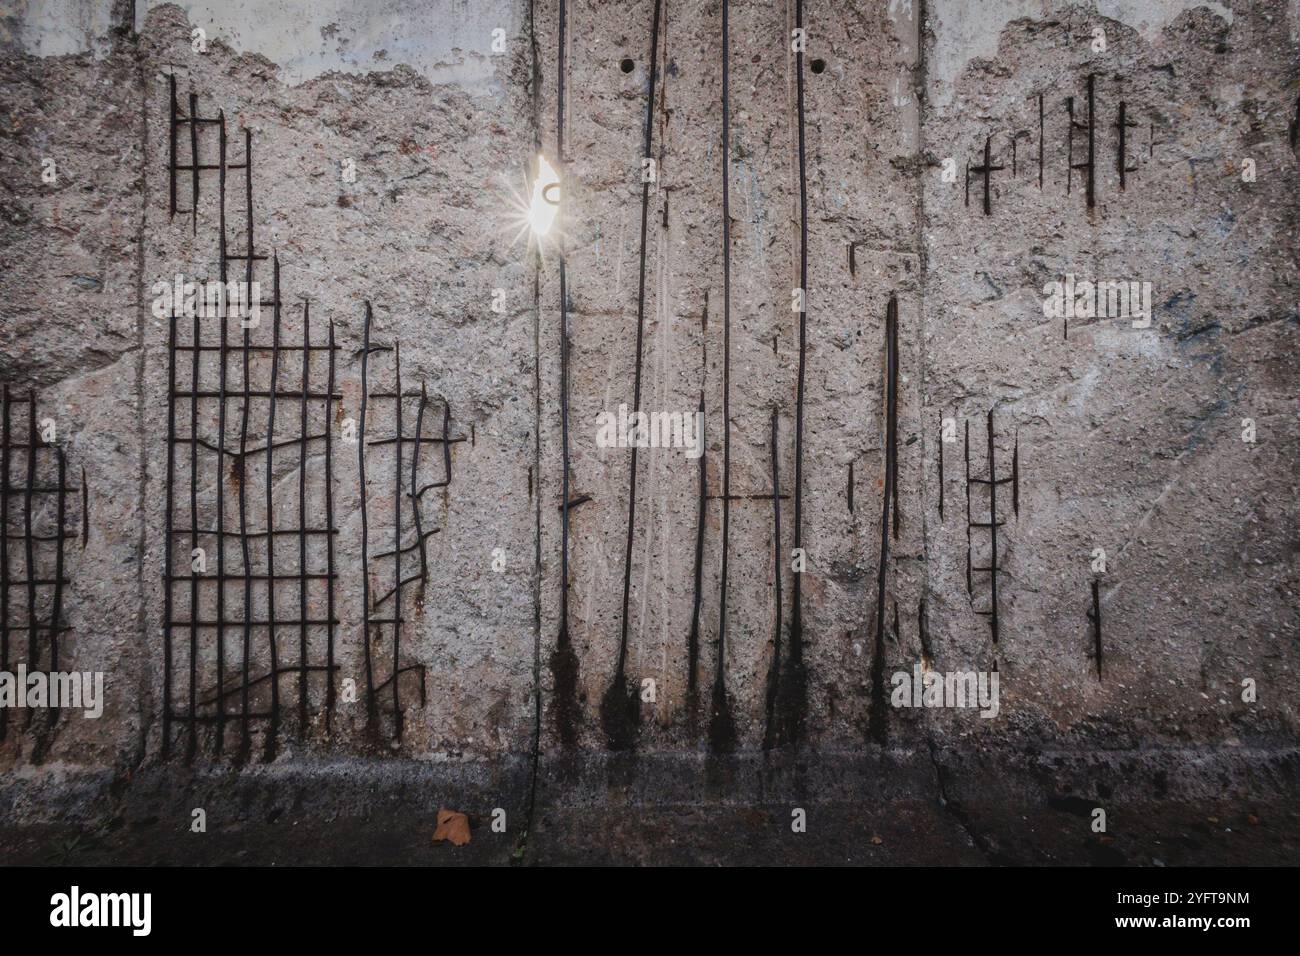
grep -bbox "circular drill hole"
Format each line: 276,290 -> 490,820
620,57 -> 635,73
810,58 -> 826,74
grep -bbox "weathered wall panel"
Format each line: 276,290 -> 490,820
0,0 -> 1295,864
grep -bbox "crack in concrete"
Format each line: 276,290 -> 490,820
924,737 -> 999,863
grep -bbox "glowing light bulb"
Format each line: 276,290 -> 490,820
529,153 -> 561,238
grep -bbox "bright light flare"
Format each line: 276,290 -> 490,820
528,153 -> 561,238
496,154 -> 565,260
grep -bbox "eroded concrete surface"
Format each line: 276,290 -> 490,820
0,0 -> 1295,864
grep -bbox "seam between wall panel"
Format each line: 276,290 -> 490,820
129,4 -> 154,772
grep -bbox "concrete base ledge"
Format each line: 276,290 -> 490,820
0,746 -> 1293,864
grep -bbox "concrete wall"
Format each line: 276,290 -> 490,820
0,0 -> 1295,863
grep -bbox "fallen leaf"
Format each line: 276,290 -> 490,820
433,809 -> 471,847
1247,814 -> 1260,825
870,835 -> 883,845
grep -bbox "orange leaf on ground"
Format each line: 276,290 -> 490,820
433,809 -> 471,846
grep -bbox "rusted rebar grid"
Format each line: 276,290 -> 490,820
964,410 -> 1021,646
162,100 -> 339,759
164,294 -> 341,759
167,75 -> 247,233
358,307 -> 463,744
0,387 -> 83,744
1067,73 -> 1097,207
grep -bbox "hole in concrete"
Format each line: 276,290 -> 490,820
810,58 -> 826,74
620,58 -> 635,74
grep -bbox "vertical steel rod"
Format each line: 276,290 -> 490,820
715,0 -> 733,732
50,450 -> 66,677
297,304 -> 311,729
215,110 -> 229,751
188,92 -> 200,235
787,0 -> 810,725
686,392 -> 705,708
391,342 -> 404,736
986,410 -> 1000,644
358,304 -> 377,722
607,0 -> 664,748
762,406 -> 785,750
324,319 -> 337,727
264,255 -> 282,754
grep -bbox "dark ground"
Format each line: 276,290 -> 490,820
0,746 -> 1294,865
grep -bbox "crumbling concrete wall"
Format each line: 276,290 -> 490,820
919,0 -> 1298,747
0,0 -> 1295,864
